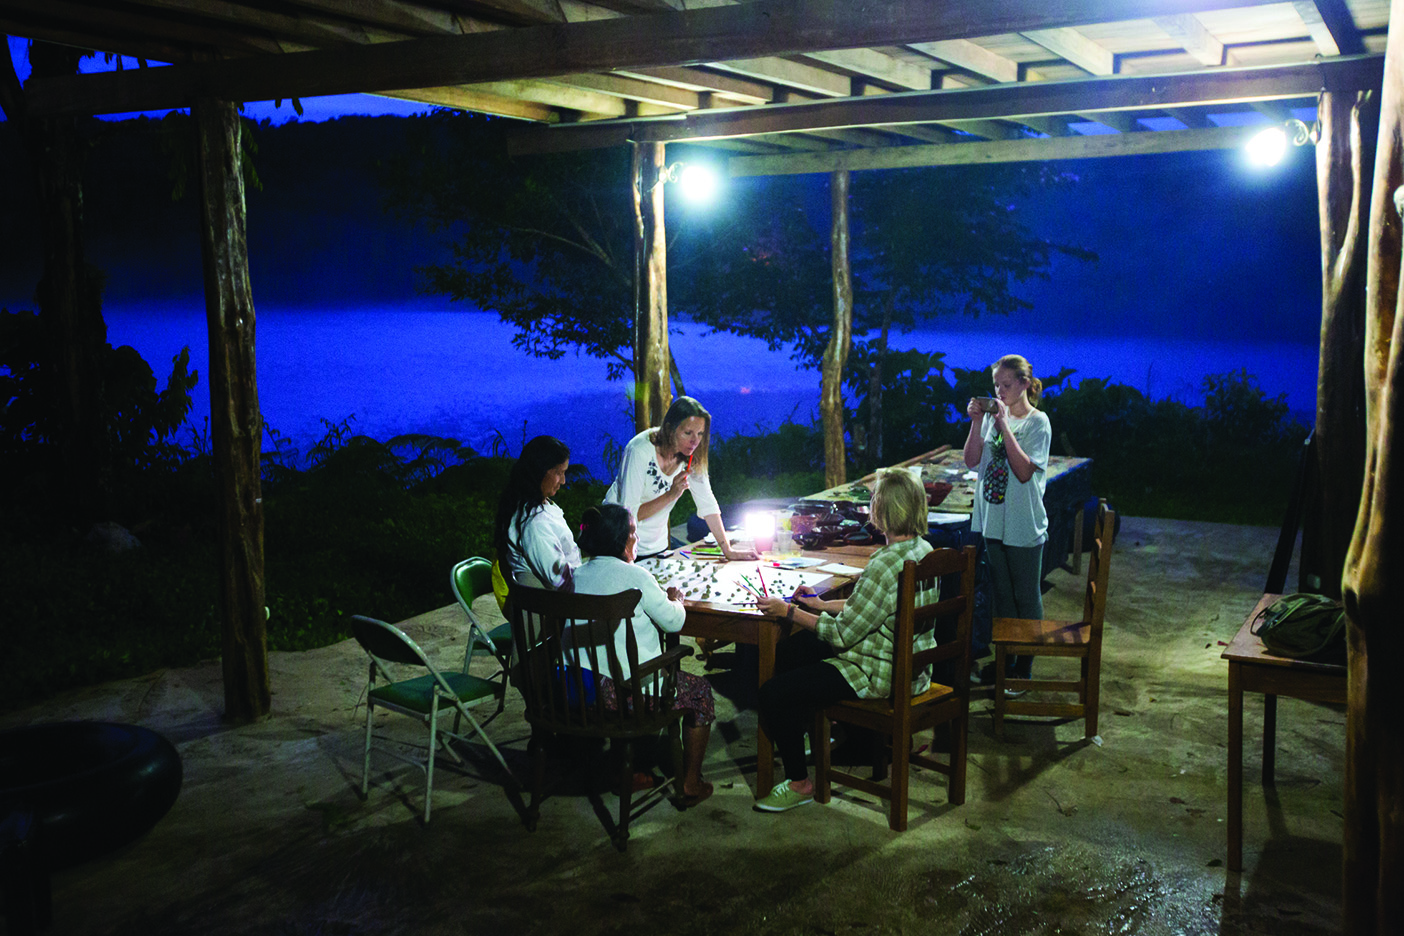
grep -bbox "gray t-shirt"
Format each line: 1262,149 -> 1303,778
970,409 -> 1051,548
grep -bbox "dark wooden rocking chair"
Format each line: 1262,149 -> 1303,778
507,583 -> 692,852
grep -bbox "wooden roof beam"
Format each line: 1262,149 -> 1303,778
24,0 -> 1289,116
1078,111 -> 1141,133
1153,14 -> 1225,67
907,39 -> 1019,84
1022,28 -> 1116,76
613,55 -> 1382,143
613,65 -> 773,104
708,56 -> 850,97
1293,0 -> 1365,57
728,124 -> 1264,176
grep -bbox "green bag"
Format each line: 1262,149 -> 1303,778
1251,593 -> 1347,663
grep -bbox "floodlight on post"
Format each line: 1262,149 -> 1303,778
658,161 -> 720,204
1246,117 -> 1318,167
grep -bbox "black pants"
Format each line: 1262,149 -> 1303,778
757,630 -> 858,783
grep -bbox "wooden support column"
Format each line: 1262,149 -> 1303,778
1309,90 -> 1374,598
195,98 -> 269,723
821,169 -> 853,489
21,43 -> 109,525
632,141 -> 671,432
1343,0 -> 1404,927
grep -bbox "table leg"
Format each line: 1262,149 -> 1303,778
755,625 -> 777,798
1262,693 -> 1277,786
1227,660 -> 1244,873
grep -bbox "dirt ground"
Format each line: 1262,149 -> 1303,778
1,516 -> 1344,936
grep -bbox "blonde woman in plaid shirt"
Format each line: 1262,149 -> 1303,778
753,468 -> 935,813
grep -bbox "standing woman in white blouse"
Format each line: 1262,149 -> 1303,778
964,354 -> 1052,685
605,396 -> 755,560
494,435 -> 583,591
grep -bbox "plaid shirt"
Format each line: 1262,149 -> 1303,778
814,537 -> 936,700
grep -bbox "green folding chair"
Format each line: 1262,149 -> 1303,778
352,615 -> 513,823
452,557 -> 514,712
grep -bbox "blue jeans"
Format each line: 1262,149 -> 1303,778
985,538 -> 1045,679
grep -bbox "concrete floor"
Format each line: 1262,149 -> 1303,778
2,517 -> 1345,936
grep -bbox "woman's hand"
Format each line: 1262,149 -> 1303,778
668,470 -> 691,499
758,596 -> 789,618
965,397 -> 985,420
666,586 -> 683,603
722,543 -> 758,561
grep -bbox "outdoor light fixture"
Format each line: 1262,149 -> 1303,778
745,511 -> 775,554
1245,117 -> 1318,168
660,161 -> 720,204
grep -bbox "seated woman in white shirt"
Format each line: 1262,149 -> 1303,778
493,435 -> 582,591
604,396 -> 756,560
573,503 -> 716,807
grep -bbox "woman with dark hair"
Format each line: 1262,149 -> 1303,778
493,435 -> 582,591
964,353 -> 1051,690
573,503 -> 716,806
604,395 -> 755,559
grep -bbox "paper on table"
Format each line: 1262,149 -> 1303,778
927,512 -> 967,525
817,562 -> 864,576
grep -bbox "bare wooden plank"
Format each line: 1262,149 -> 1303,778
1294,0 -> 1343,56
1154,13 -> 1226,66
726,124 -> 1262,176
556,72 -> 701,108
1023,27 -> 1117,75
908,39 -> 1020,83
709,56 -> 851,96
1078,110 -> 1141,132
938,118 -> 1026,140
802,47 -> 933,90
1018,113 -> 1077,136
614,65 -> 773,103
380,85 -> 557,120
24,0 -> 1288,116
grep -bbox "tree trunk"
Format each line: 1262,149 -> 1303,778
822,170 -> 853,489
26,42 -> 109,525
632,141 -> 671,431
1343,3 -> 1404,927
868,300 -> 893,470
1307,91 -> 1373,598
195,99 -> 269,724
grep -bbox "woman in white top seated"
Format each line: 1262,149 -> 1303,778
493,435 -> 582,591
604,396 -> 755,560
573,503 -> 716,807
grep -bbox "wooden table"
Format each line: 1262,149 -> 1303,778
660,545 -> 874,798
1222,593 -> 1347,872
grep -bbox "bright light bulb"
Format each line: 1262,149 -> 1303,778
678,163 -> 718,204
1246,126 -> 1288,167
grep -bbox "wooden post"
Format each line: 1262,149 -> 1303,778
1343,1 -> 1404,927
21,43 -> 109,525
195,99 -> 269,723
821,170 -> 853,489
632,141 -> 671,432
1307,91 -> 1373,598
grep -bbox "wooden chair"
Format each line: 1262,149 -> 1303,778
812,545 -> 978,832
507,583 -> 691,852
992,499 -> 1115,741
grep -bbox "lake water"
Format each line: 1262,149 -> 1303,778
104,299 -> 1319,479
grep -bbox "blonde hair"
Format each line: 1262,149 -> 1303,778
871,468 -> 929,538
649,396 -> 712,472
992,354 -> 1043,408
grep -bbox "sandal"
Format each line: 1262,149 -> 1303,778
673,781 -> 714,809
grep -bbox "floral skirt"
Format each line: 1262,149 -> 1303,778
595,670 -> 715,729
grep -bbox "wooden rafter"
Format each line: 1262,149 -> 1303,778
1022,27 -> 1116,75
726,123 -> 1263,176
23,0 -> 1288,116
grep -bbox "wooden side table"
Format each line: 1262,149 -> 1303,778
1222,593 -> 1347,872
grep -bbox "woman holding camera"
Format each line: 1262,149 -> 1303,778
964,354 -> 1052,689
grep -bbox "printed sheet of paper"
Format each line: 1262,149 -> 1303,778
637,557 -> 836,606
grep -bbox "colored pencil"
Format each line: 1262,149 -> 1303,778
755,566 -> 769,597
